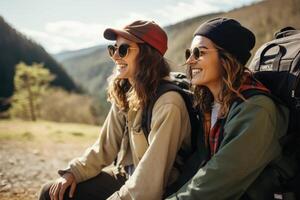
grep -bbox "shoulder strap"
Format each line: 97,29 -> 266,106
141,80 -> 198,150
141,80 -> 178,138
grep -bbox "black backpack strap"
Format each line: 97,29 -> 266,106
141,80 -> 178,140
142,80 -> 209,198
141,80 -> 198,150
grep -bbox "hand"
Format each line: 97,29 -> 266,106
49,172 -> 77,200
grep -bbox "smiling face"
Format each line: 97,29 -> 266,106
187,35 -> 223,93
111,36 -> 140,82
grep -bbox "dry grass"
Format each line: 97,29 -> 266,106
0,119 -> 100,200
0,119 -> 100,142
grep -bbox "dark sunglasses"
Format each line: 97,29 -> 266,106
107,44 -> 138,58
185,47 -> 217,61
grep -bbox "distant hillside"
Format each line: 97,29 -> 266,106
165,0 -> 300,71
53,45 -> 112,97
54,45 -> 105,62
53,45 -> 113,115
55,0 -> 300,113
0,16 -> 78,111
164,12 -> 223,71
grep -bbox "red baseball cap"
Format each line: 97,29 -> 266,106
103,20 -> 168,55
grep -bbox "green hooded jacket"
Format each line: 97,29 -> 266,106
166,95 -> 289,200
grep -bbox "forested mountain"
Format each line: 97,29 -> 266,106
0,16 -> 78,111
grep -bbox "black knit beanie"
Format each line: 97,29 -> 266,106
193,17 -> 255,65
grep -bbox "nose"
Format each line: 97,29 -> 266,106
111,48 -> 120,61
111,49 -> 121,61
186,54 -> 198,65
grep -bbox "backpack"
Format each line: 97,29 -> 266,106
241,27 -> 300,200
141,72 -> 208,197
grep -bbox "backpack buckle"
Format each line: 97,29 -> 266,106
291,90 -> 300,110
274,192 -> 296,200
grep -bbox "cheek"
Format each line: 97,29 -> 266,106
126,58 -> 138,76
132,55 -> 140,71
208,65 -> 222,80
207,57 -> 222,79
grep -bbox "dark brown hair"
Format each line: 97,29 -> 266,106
107,43 -> 170,111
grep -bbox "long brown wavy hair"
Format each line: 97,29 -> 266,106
190,44 -> 249,118
107,43 -> 170,111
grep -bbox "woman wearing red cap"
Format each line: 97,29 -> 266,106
165,18 -> 289,200
39,20 -> 192,200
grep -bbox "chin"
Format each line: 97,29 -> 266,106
192,81 -> 209,87
117,75 -> 125,79
116,72 -> 128,79
191,79 -> 202,86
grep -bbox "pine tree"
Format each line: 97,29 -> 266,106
10,62 -> 55,121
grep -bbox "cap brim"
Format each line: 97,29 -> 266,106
103,28 -> 144,43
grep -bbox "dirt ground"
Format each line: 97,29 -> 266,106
0,120 -> 100,200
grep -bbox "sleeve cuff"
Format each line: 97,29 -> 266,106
57,166 -> 83,183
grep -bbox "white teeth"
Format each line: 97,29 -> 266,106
192,68 -> 202,76
117,64 -> 127,69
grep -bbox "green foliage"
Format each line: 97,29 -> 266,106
10,62 -> 55,121
0,16 -> 78,113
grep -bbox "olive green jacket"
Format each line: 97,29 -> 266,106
166,95 -> 289,200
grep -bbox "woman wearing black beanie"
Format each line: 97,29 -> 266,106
166,18 -> 289,200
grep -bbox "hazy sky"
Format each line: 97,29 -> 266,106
0,0 -> 258,54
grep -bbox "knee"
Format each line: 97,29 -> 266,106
38,182 -> 53,200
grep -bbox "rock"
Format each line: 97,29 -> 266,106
0,183 -> 12,192
0,179 -> 8,187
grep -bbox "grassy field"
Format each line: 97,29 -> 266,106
0,119 -> 100,142
0,119 -> 100,200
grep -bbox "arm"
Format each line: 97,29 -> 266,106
109,92 -> 191,200
166,95 -> 289,200
58,103 -> 126,183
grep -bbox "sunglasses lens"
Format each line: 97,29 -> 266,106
185,49 -> 191,60
118,44 -> 129,58
193,48 -> 200,60
107,45 -> 115,57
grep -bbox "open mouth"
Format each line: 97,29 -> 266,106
191,68 -> 203,77
116,63 -> 128,71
